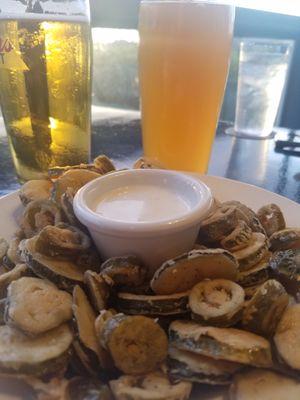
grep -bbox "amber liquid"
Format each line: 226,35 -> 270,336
139,1 -> 234,172
0,19 -> 91,181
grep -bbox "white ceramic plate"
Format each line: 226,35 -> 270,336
1,174 -> 299,242
0,175 -> 299,399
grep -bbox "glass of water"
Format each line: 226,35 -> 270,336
231,39 -> 294,139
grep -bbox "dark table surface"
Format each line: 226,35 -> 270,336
1,111 -> 300,203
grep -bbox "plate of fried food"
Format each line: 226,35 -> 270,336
0,155 -> 300,400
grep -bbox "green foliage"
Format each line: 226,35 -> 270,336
93,40 -> 139,110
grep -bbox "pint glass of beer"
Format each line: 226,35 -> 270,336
139,0 -> 234,172
0,0 -> 91,181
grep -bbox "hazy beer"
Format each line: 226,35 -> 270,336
139,0 -> 234,172
0,9 -> 91,181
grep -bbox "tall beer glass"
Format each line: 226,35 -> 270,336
139,0 -> 234,172
0,0 -> 91,181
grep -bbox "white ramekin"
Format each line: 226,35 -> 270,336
73,169 -> 213,275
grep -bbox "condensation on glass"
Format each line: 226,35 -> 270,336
0,0 -> 91,181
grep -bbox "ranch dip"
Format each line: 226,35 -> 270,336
94,184 -> 191,223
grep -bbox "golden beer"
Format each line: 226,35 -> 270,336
139,1 -> 234,172
0,17 -> 91,181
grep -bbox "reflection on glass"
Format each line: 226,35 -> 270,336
226,136 -> 271,186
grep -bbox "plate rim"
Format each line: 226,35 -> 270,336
197,174 -> 299,208
1,174 -> 299,207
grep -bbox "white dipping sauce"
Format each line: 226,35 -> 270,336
95,184 -> 191,223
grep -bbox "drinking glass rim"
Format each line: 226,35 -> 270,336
239,38 -> 294,46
